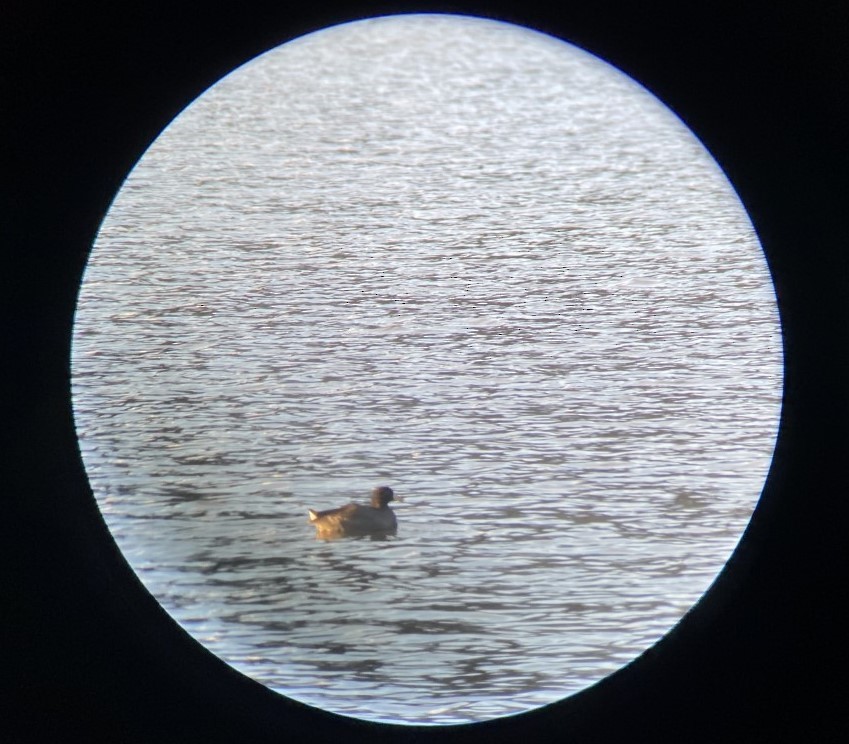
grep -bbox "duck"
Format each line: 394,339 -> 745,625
308,486 -> 399,539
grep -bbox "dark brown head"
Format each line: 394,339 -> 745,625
370,486 -> 395,508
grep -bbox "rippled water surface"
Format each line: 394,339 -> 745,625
72,15 -> 783,725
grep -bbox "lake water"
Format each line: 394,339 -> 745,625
71,15 -> 783,726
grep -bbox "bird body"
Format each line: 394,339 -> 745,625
308,486 -> 398,539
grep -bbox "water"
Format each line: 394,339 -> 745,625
71,15 -> 783,725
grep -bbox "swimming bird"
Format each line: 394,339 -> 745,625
308,486 -> 399,539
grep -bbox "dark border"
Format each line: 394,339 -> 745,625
3,1 -> 848,742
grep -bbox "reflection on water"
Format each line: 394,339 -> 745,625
72,15 -> 782,725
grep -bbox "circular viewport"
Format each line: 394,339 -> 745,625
72,13 -> 783,726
